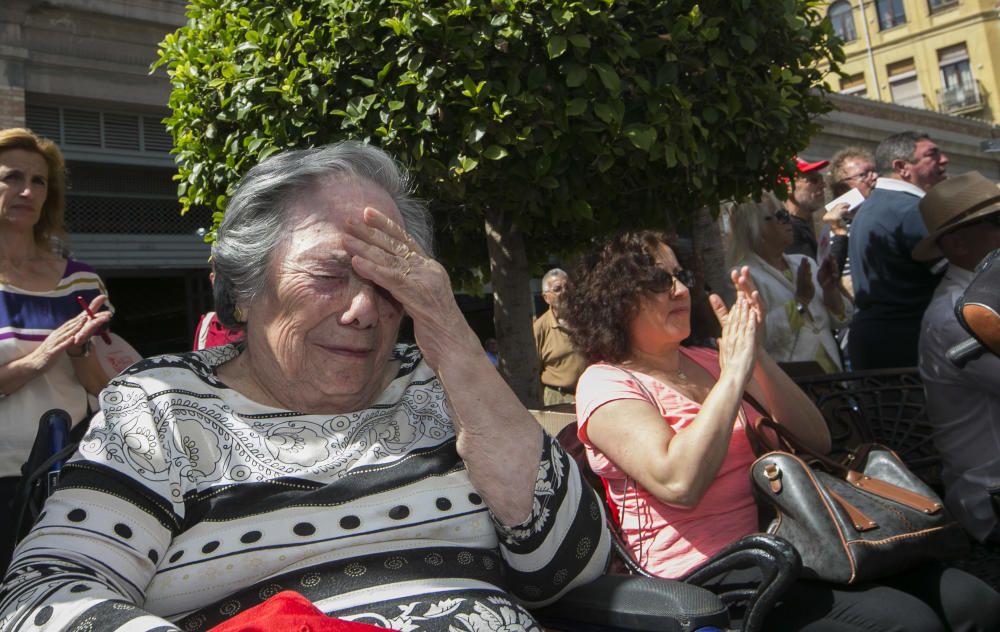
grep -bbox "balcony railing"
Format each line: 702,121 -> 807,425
936,80 -> 984,114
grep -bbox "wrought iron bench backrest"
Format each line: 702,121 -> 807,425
792,368 -> 941,490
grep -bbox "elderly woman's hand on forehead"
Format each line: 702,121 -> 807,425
343,206 -> 471,370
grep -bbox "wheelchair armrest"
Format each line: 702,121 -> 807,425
534,574 -> 730,632
679,533 -> 800,632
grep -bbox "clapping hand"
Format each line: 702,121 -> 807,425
709,266 -> 766,377
35,294 -> 111,363
817,255 -> 839,292
795,259 -> 815,307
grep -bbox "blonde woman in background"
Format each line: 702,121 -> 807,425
726,193 -> 850,373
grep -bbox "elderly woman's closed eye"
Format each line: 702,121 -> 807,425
0,142 -> 609,632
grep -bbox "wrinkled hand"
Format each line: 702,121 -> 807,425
343,207 -> 466,367
795,259 -> 815,306
34,294 -> 111,363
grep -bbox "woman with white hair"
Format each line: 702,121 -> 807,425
727,193 -> 850,373
0,141 -> 609,631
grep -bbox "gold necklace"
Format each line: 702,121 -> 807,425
623,357 -> 689,383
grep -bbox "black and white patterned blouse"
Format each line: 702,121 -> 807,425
0,344 -> 609,631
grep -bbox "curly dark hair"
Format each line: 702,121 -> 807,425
562,230 -> 675,364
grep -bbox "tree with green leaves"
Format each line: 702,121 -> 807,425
156,0 -> 841,405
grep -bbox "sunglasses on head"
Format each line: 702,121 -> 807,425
764,209 -> 792,224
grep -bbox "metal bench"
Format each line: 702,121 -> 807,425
792,368 -> 1000,591
791,367 -> 941,489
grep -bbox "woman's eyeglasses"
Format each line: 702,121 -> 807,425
763,209 -> 792,225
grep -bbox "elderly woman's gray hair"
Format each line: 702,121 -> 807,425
211,141 -> 433,329
725,191 -> 784,268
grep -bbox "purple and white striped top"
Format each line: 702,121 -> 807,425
0,259 -> 111,477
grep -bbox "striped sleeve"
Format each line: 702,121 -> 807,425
491,434 -> 610,608
0,379 -> 182,632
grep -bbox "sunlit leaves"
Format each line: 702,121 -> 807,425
154,0 -> 842,277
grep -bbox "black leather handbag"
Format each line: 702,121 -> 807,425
749,418 -> 969,585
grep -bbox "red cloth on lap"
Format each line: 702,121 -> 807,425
206,591 -> 391,632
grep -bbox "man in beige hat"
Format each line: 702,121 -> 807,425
915,171 -> 1000,544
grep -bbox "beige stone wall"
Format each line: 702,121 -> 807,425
0,84 -> 25,129
808,93 -> 1000,180
1,0 -> 184,127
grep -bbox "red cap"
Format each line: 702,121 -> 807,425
795,157 -> 829,174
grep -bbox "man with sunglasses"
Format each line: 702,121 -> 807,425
848,131 -> 949,370
915,171 -> 1000,545
783,156 -> 829,260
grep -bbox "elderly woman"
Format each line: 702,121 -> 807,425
0,128 -> 111,569
0,142 -> 609,630
562,229 -> 1000,630
727,193 -> 850,373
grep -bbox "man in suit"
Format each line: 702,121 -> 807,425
848,131 -> 949,370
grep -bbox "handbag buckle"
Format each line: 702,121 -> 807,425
764,463 -> 782,493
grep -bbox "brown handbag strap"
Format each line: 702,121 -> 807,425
845,471 -> 943,513
753,418 -> 943,513
753,417 -> 850,472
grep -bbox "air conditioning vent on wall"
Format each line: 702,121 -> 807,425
24,103 -> 172,155
104,113 -> 141,151
143,117 -> 173,153
25,105 -> 61,140
63,109 -> 102,147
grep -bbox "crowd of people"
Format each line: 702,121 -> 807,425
531,129 -> 1000,553
1,122 -> 999,631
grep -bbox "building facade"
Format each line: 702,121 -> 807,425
822,0 -> 1000,124
808,92 -> 999,177
1,0 -> 212,355
1,0 -> 997,358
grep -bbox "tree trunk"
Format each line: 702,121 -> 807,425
693,205 -> 732,305
689,206 -> 728,343
484,208 -> 541,408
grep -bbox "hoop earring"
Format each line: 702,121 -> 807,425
234,306 -> 246,323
